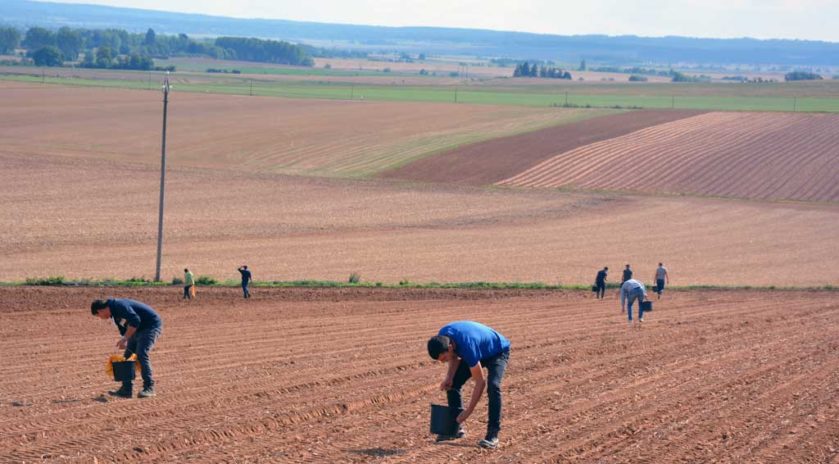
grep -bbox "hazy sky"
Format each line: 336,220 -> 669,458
44,0 -> 839,42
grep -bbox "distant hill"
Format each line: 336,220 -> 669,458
4,0 -> 839,67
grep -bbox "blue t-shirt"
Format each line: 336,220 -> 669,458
239,268 -> 252,283
108,298 -> 162,332
438,321 -> 510,367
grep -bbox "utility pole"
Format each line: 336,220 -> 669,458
154,73 -> 170,282
454,87 -> 458,103
793,97 -> 797,112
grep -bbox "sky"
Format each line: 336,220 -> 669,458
42,0 -> 839,42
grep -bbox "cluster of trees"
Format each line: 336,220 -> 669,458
784,71 -> 822,81
513,62 -> 572,79
0,25 -> 313,69
214,37 -> 312,66
670,71 -> 711,82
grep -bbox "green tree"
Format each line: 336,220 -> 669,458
144,28 -> 156,46
0,27 -> 21,54
56,27 -> 83,61
95,46 -> 114,68
23,27 -> 55,50
31,46 -> 63,66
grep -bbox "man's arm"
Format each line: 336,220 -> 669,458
440,356 -> 461,390
118,325 -> 138,349
456,364 -> 485,424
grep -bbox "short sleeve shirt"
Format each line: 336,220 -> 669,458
438,321 -> 510,367
108,298 -> 162,332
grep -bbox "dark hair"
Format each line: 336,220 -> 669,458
184,268 -> 189,272
604,266 -> 609,270
90,299 -> 109,315
427,335 -> 450,360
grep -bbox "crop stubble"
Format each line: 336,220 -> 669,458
0,287 -> 836,463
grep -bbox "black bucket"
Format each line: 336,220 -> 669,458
640,300 -> 653,312
430,404 -> 457,436
112,360 -> 136,382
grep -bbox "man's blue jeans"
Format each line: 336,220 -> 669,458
626,288 -> 646,321
242,282 -> 250,298
448,349 -> 510,437
123,327 -> 162,390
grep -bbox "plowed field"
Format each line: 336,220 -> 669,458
499,112 -> 839,202
380,110 -> 703,185
2,152 -> 838,286
0,82 -> 608,178
1,287 -> 837,463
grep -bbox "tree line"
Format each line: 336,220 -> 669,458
0,25 -> 313,68
513,62 -> 572,79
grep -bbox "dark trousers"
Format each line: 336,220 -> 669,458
596,281 -> 606,299
242,282 -> 250,298
656,279 -> 665,295
122,327 -> 162,390
183,284 -> 193,299
448,349 -> 510,437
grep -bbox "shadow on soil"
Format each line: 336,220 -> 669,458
349,447 -> 406,457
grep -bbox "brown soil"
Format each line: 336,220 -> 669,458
500,112 -> 839,202
0,287 -> 837,463
2,151 -> 838,286
379,110 -> 704,185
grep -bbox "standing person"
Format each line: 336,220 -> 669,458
621,264 -> 633,284
427,321 -> 511,449
91,299 -> 163,398
620,279 -> 647,326
183,268 -> 194,300
654,263 -> 669,299
594,266 -> 608,299
237,265 -> 252,298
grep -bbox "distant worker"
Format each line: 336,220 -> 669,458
621,264 -> 633,284
238,265 -> 252,299
427,321 -> 511,450
91,298 -> 163,398
594,266 -> 608,299
183,268 -> 194,300
654,263 -> 669,300
620,279 -> 647,326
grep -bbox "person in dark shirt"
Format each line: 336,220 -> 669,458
91,299 -> 163,398
427,321 -> 511,449
237,265 -> 252,298
595,266 -> 608,299
621,264 -> 633,284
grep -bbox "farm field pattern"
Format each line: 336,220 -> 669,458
0,287 -> 837,463
499,112 -> 839,202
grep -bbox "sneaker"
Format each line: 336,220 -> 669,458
436,428 -> 466,442
108,388 -> 132,398
138,388 -> 156,398
479,437 -> 499,449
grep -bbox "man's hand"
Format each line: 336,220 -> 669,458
116,336 -> 127,350
439,377 -> 453,391
456,409 -> 471,424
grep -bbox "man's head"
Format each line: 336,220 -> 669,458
90,299 -> 111,319
604,266 -> 609,271
658,262 -> 663,267
427,335 -> 454,362
625,264 -> 631,269
184,268 -> 189,273
243,265 -> 248,270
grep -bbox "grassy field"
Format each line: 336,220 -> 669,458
4,71 -> 839,112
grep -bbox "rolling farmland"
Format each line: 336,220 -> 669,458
498,112 -> 839,202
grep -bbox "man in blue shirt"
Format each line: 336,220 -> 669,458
238,265 -> 252,298
91,299 -> 163,398
427,321 -> 511,449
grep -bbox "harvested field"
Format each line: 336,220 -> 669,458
380,110 -> 703,185
2,151 -> 838,286
500,112 -> 839,202
0,82 -> 606,178
0,287 -> 837,463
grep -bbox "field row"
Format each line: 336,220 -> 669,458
0,287 -> 837,462
4,72 -> 839,112
499,112 -> 839,202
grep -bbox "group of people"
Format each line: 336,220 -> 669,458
594,263 -> 670,326
181,265 -> 253,300
88,264 -> 673,450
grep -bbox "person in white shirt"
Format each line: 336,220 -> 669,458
620,279 -> 647,326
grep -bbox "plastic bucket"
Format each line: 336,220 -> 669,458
640,300 -> 653,312
430,404 -> 457,436
112,360 -> 136,382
